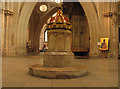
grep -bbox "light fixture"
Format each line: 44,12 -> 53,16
51,0 -> 63,3
39,4 -> 47,12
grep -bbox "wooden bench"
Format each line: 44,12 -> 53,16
71,48 -> 89,52
72,48 -> 89,58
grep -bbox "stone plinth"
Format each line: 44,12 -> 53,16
44,52 -> 74,67
29,65 -> 88,79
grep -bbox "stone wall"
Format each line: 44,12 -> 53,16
95,2 -> 119,58
2,2 -> 27,56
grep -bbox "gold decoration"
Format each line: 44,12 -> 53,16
47,3 -> 72,30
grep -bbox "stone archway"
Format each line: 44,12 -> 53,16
32,4 -> 58,52
28,2 -> 58,52
16,2 -> 37,55
17,2 -> 100,57
16,2 -> 58,53
80,2 -> 100,57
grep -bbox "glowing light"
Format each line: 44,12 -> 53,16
51,0 -> 63,3
45,30 -> 47,42
39,5 -> 47,12
52,13 -> 57,17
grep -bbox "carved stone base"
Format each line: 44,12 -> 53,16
29,65 -> 88,79
44,52 -> 74,67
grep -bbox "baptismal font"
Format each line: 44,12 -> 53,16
29,4 -> 88,79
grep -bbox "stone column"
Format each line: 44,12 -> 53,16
0,22 -> 1,89
108,2 -> 119,58
3,2 -> 9,55
1,1 -> 5,55
0,2 -> 3,55
39,24 -> 47,50
6,2 -> 16,56
15,2 -> 27,56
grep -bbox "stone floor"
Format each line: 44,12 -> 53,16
2,54 -> 118,87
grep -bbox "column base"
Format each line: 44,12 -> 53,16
2,47 -> 16,56
16,47 -> 27,56
29,64 -> 88,79
43,52 -> 74,67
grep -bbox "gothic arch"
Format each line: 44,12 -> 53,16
32,4 -> 58,51
80,2 -> 100,56
17,2 -> 100,56
16,2 -> 37,54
